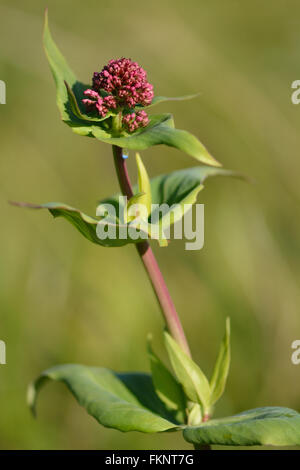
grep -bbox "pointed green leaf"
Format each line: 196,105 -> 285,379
164,332 -> 211,412
150,166 -> 246,204
183,407 -> 300,447
103,165 -> 246,220
11,201 -> 156,248
136,153 -> 152,217
209,318 -> 231,406
43,11 -> 106,129
43,10 -> 76,123
147,337 -> 186,423
28,364 -> 179,433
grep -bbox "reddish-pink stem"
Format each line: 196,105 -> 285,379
112,145 -> 191,357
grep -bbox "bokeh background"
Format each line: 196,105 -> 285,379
0,0 -> 300,450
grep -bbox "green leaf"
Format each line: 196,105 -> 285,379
183,407 -> 300,447
147,336 -> 186,423
28,364 -> 179,433
12,201 -> 155,248
136,153 -> 152,217
150,166 -> 244,235
43,10 -> 76,123
149,166 -> 246,205
43,11 -> 106,129
164,332 -> 211,413
105,165 -> 245,209
209,318 -> 231,406
91,114 -> 220,166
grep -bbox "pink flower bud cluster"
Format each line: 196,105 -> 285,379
82,89 -> 117,118
122,111 -> 149,133
93,58 -> 154,108
82,58 -> 153,132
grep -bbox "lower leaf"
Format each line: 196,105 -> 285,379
183,407 -> 300,446
28,364 -> 179,434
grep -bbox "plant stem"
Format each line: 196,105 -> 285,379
112,145 -> 191,357
111,113 -> 122,136
112,145 -> 211,450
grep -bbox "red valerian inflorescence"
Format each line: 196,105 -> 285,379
82,58 -> 154,132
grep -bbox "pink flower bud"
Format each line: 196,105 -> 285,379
83,58 -> 153,131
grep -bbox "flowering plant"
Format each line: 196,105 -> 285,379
16,11 -> 300,449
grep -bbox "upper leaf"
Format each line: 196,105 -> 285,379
43,12 -> 105,129
101,165 -> 244,236
149,166 -> 245,205
28,364 -> 179,433
183,407 -> 300,447
43,10 -> 77,123
90,115 -> 220,166
209,318 -> 231,406
43,12 -> 220,166
164,332 -> 211,413
103,165 -> 244,209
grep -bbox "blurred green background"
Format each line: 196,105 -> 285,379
0,0 -> 300,450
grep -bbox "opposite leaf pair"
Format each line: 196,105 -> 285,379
29,318 -> 230,431
14,161 -> 240,249
28,330 -> 300,447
